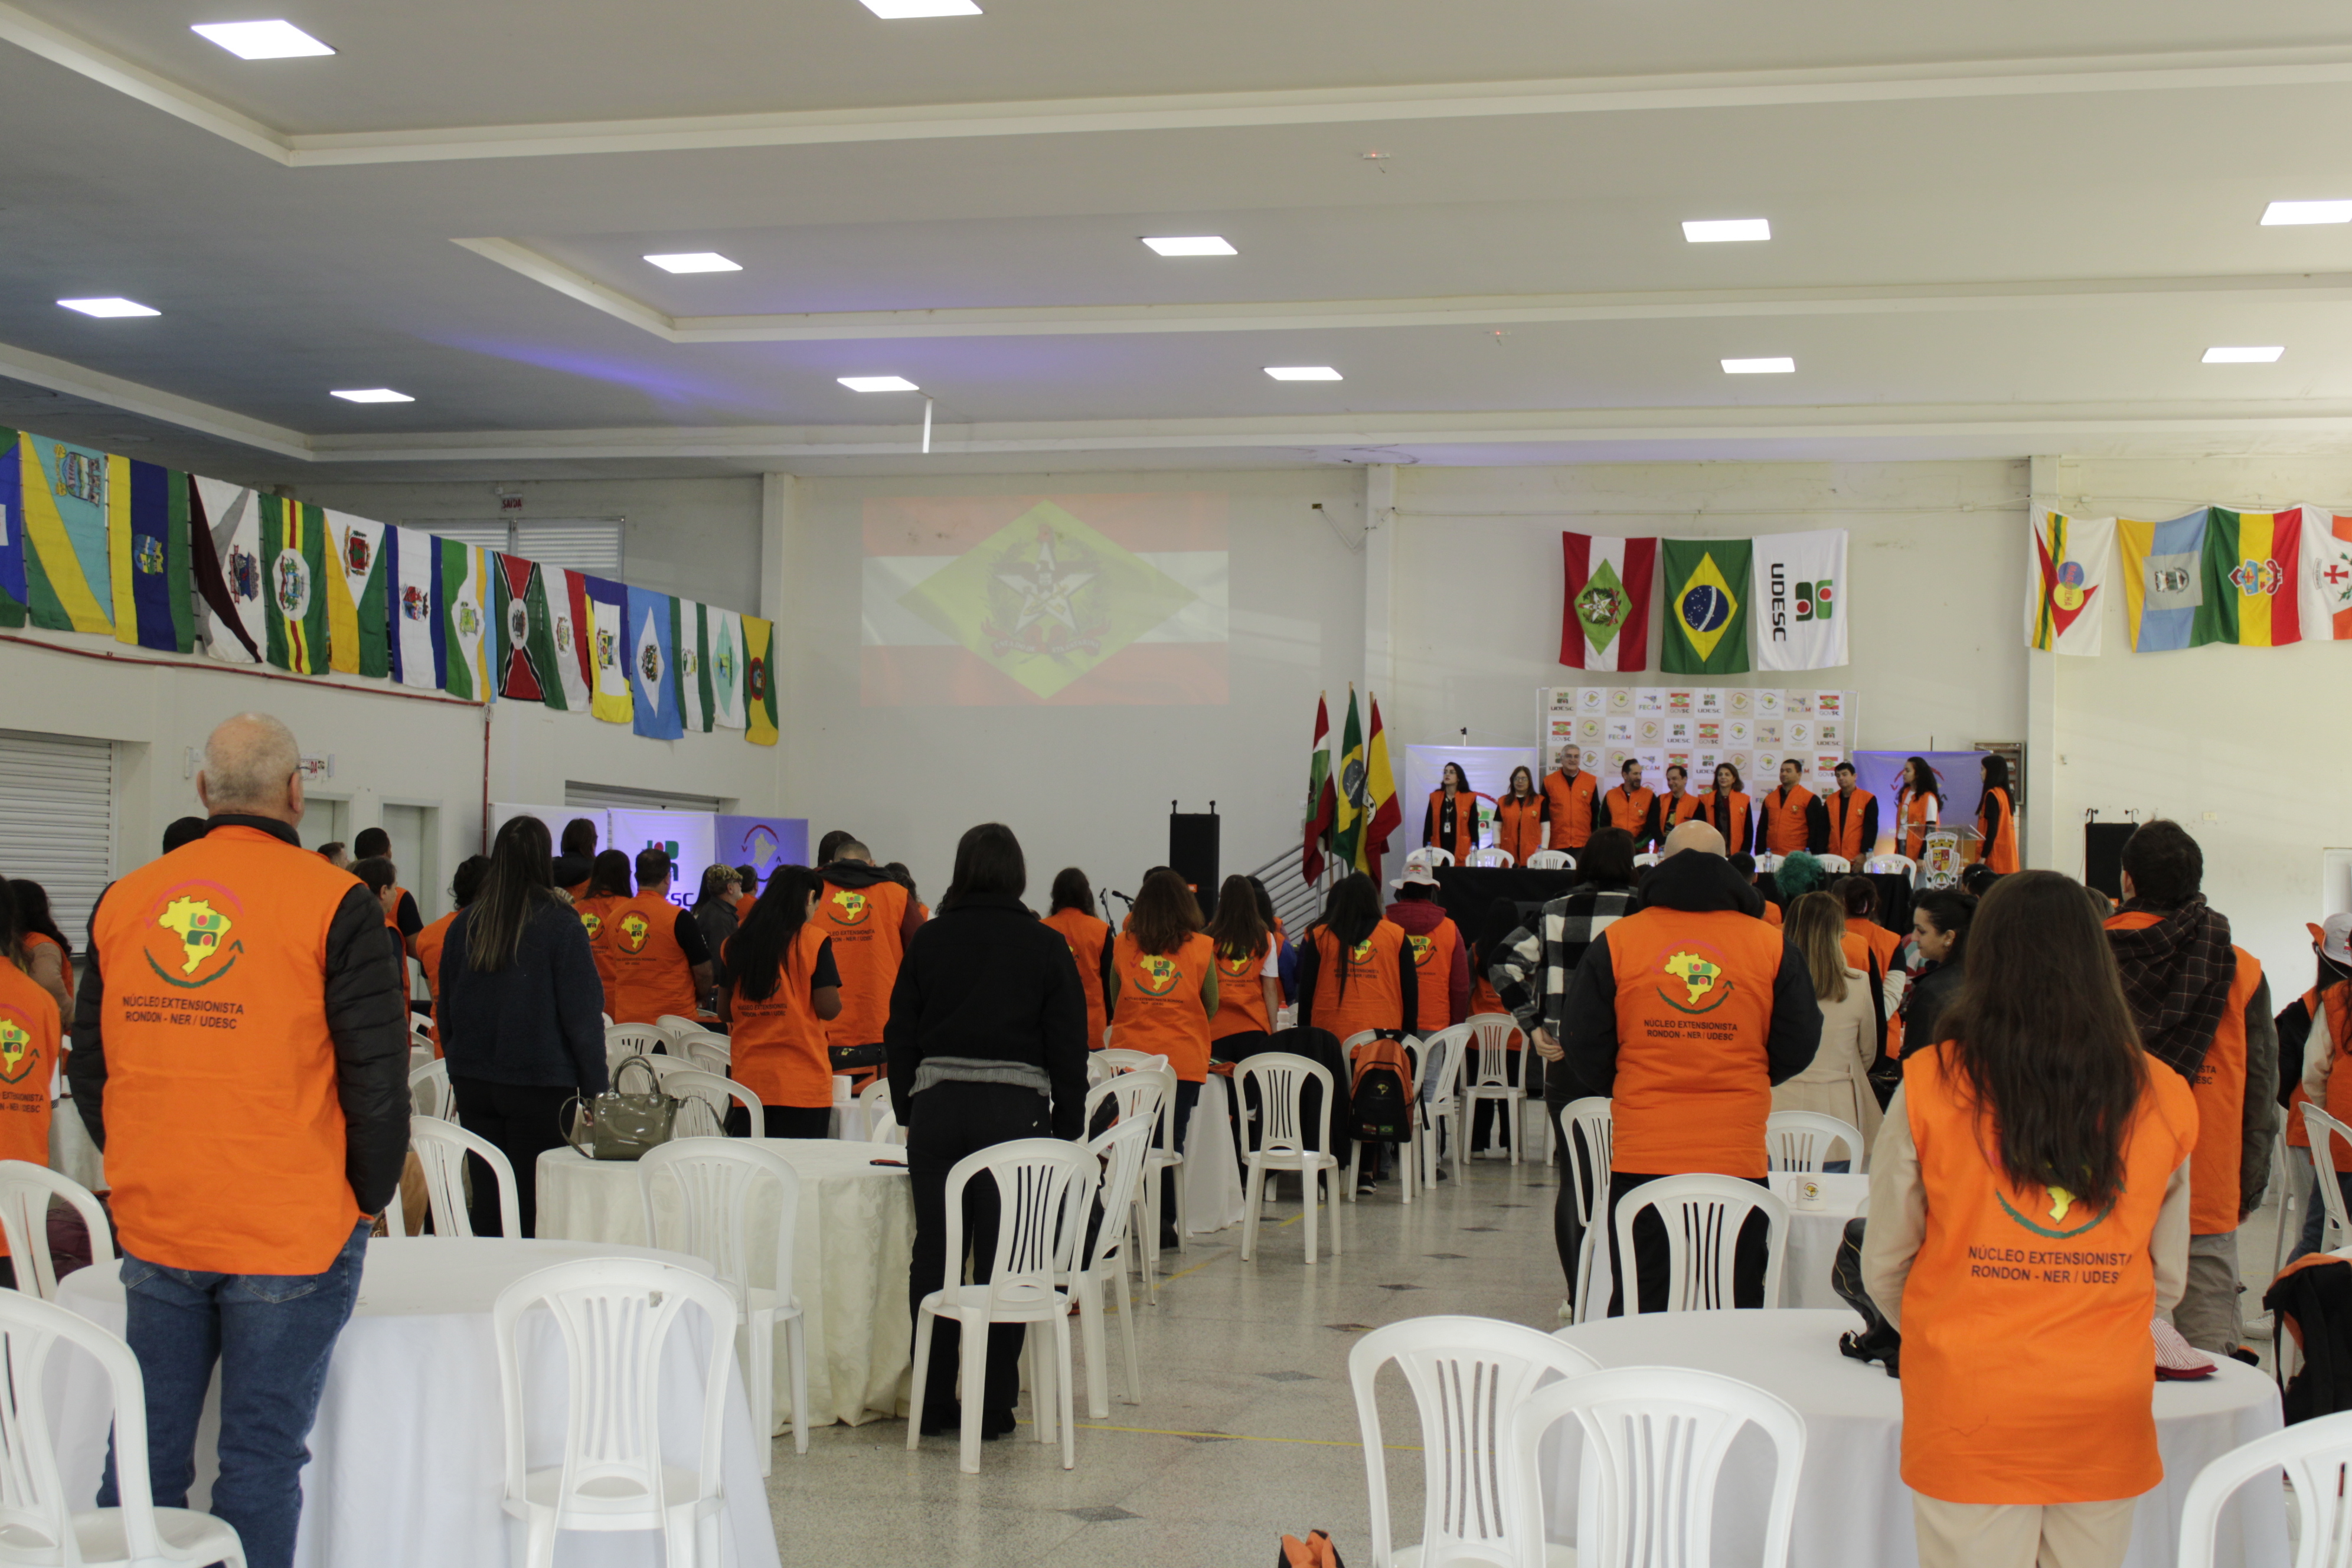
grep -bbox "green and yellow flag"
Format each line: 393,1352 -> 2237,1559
259,495 -> 327,674
1331,687 -> 1365,873
744,614 -> 779,746
1660,537 -> 1753,675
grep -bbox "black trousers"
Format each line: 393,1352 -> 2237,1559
1157,1079 -> 1201,1244
449,1077 -> 577,1240
1469,1051 -> 1524,1151
724,1105 -> 833,1139
1602,1170 -> 1773,1316
906,1082 -> 1051,1419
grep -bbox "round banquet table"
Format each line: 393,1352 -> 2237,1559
1182,1074 -> 1246,1236
535,1136 -> 916,1429
53,1237 -> 779,1568
1582,1172 -> 1870,1311
1542,1309 -> 2286,1568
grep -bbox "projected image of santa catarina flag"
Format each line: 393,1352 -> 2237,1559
861,494 -> 1227,704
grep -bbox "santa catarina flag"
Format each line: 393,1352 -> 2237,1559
384,527 -> 442,691
708,609 -> 747,729
1753,530 -> 1847,671
191,476 -> 262,663
1560,533 -> 1655,671
1660,538 -> 1753,675
2201,507 -> 2303,647
675,599 -> 713,732
437,538 -> 489,700
108,458 -> 194,653
494,553 -> 564,705
18,434 -> 115,636
2027,508 -> 2115,655
2118,509 -> 2213,652
629,586 -> 684,741
744,615 -> 779,746
323,511 -> 389,677
259,495 -> 327,674
584,575 -> 631,724
2303,509 -> 2352,639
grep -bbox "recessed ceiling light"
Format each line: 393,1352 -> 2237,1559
190,20 -> 335,58
839,375 -> 919,392
2260,200 -> 2352,226
643,252 -> 741,274
857,0 -> 981,15
1683,218 -> 1772,243
1721,357 -> 1795,374
57,297 -> 159,318
1265,366 -> 1342,381
2201,345 -> 2284,363
1142,236 -> 1237,257
331,388 -> 414,403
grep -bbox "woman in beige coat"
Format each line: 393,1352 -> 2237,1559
1774,891 -> 1883,1167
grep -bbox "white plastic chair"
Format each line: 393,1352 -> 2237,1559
1561,1099 -> 1615,1324
0,1289 -> 248,1567
1141,1076 -> 1191,1272
664,1068 -> 763,1139
1462,1014 -> 1527,1165
1632,852 -> 1662,869
410,1114 -> 521,1239
1415,1023 -> 1470,1188
637,1138 -> 808,1472
1524,850 -> 1574,871
1083,1064 -> 1174,1301
2303,1103 -> 2352,1249
1339,1030 -> 1419,1206
1765,1110 -> 1866,1174
0,1161 -> 113,1301
677,1033 -> 733,1076
1465,847 -> 1515,868
2176,1407 -> 2352,1568
492,1257 -> 739,1568
1815,854 -> 1853,873
1612,1174 -> 1789,1314
1417,848 -> 1456,867
605,1023 -> 667,1073
655,1014 -> 703,1041
906,1138 -> 1096,1473
1236,1053 -> 1342,1263
409,1057 -> 455,1121
1349,1317 -> 1599,1568
1070,1114 -> 1155,1419
1860,854 -> 1917,883
1097,1047 -> 1165,1074
1510,1366 -> 1806,1568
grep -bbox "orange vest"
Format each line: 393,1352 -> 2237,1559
1042,908 -> 1112,1049
1425,790 -> 1477,863
2311,986 -> 2352,1169
1657,792 -> 1703,834
1110,931 -> 1214,1082
1602,906 -> 1785,1177
1403,919 -> 1462,1035
1896,1043 -> 2196,1504
1494,795 -> 1543,865
1897,789 -> 1938,860
1700,790 -> 1752,854
1540,770 -> 1597,851
0,961 -> 57,1257
1471,974 -> 1508,1021
1821,789 -> 1875,861
1761,785 -> 1815,855
606,892 -> 701,1025
1601,786 -> 1655,838
1210,935 -> 1274,1041
1978,786 -> 2019,874
1759,898 -> 1783,929
1846,917 -> 1902,979
2105,912 -> 2257,1223
22,932 -> 73,1007
1308,921 -> 1410,1045
724,924 -> 835,1109
819,878 -> 911,1048
92,826 -> 365,1274
576,894 -> 624,1015
415,909 -> 458,1054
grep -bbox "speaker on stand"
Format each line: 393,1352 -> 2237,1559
1169,801 -> 1220,920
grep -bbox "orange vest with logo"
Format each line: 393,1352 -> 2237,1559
1541,771 -> 1597,850
415,909 -> 458,1054
1658,793 -> 1703,834
0,962 -> 57,1257
1978,786 -> 2019,874
1495,796 -> 1543,865
1602,906 -> 1785,1177
1425,790 -> 1476,863
576,894 -> 624,1015
1403,918 -> 1462,1035
1761,785 -> 1815,855
1308,921 -> 1409,1046
1602,786 -> 1655,838
1210,935 -> 1275,1041
92,826 -> 367,1274
820,877 -> 911,1048
606,892 -> 700,1025
1700,790 -> 1752,854
1895,1043 -> 2196,1504
1821,789 -> 1874,861
1043,907 -> 1113,1049
1110,931 -> 1214,1082
1897,789 -> 1938,860
2312,986 -> 2352,1170
724,923 -> 835,1109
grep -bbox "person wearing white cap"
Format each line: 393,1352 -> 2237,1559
1386,857 -> 1469,1042
2286,912 -> 2352,1260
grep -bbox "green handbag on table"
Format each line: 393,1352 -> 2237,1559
564,1054 -> 680,1161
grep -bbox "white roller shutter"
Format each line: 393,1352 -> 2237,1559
0,731 -> 115,952
564,782 -> 724,814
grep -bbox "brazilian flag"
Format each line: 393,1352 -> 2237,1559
1331,687 -> 1365,873
1660,538 -> 1753,675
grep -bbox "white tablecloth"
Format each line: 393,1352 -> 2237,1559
1543,1309 -> 2285,1568
1183,1075 -> 1244,1236
54,1238 -> 779,1568
535,1138 -> 916,1429
1582,1172 -> 1869,1311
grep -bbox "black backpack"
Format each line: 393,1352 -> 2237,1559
2267,1255 -> 2352,1423
1345,1032 -> 1415,1144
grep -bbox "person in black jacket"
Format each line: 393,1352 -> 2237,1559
886,822 -> 1088,1445
437,814 -> 607,1238
1899,890 -> 1976,1061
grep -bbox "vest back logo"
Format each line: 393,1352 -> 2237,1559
830,890 -> 871,926
1216,951 -> 1255,979
1135,955 -> 1182,997
1407,933 -> 1436,968
1347,937 -> 1376,965
1995,1183 -> 2115,1240
0,1018 -> 34,1084
143,888 -> 243,988
579,910 -> 603,940
1657,947 -> 1732,1014
617,911 -> 651,954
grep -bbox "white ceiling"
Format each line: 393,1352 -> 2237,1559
5,1 -> 2352,481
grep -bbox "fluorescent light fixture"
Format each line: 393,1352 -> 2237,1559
1142,236 -> 1237,257
1683,218 -> 1772,243
57,297 -> 159,318
839,375 -> 919,392
2202,345 -> 2284,363
643,252 -> 741,273
330,388 -> 414,403
1265,366 -> 1342,381
2261,200 -> 2352,226
190,19 -> 335,58
858,0 -> 981,15
1721,357 -> 1795,374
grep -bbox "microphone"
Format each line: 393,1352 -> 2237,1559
1108,890 -> 1136,906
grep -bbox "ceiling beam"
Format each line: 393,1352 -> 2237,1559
0,337 -> 311,459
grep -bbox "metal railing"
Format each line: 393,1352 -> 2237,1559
1240,841 -> 1328,935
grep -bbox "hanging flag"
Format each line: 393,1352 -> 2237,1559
0,431 -> 22,629
104,458 -> 194,654
675,600 -> 713,732
1752,530 -> 1848,671
437,537 -> 488,700
1360,691 -> 1401,884
708,608 -> 747,730
2201,507 -> 2303,647
259,495 -> 326,674
1659,538 -> 1753,674
744,613 -> 779,746
493,553 -> 564,705
323,511 -> 389,677
552,569 -> 593,710
191,476 -> 262,664
2118,509 -> 2214,653
2026,507 -> 2115,655
584,575 -> 631,724
1559,533 -> 1655,671
19,434 -> 114,636
2302,508 -> 2352,640
384,527 -> 442,691
627,587 -> 683,740
1303,692 -> 1334,884
1331,687 -> 1364,872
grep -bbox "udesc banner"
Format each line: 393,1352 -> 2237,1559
1754,530 -> 1848,672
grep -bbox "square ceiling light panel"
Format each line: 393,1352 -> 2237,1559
1721,357 -> 1795,374
58,298 -> 159,317
644,253 -> 741,273
1265,366 -> 1342,380
1683,219 -> 1772,243
859,0 -> 981,15
2260,201 -> 2352,226
840,375 -> 920,391
1142,237 -> 1237,256
2201,346 -> 2284,362
190,20 -> 336,58
331,388 -> 414,403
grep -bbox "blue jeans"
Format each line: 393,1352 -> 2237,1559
100,1222 -> 370,1568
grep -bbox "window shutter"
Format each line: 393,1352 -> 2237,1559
0,731 -> 115,955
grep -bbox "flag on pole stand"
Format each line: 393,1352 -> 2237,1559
1303,693 -> 1334,884
1332,687 -> 1365,876
1360,692 -> 1401,883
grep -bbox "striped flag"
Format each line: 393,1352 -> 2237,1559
18,435 -> 114,636
552,568 -> 593,709
385,527 -> 442,690
324,511 -> 389,677
2027,507 -> 2115,655
675,600 -> 713,732
1560,533 -> 1656,670
2201,507 -> 2303,646
708,609 -> 746,729
108,458 -> 193,653
259,495 -> 327,674
2118,509 -> 2213,653
2304,508 -> 2352,640
437,538 -> 488,700
744,614 -> 779,746
584,575 -> 632,724
191,476 -> 263,664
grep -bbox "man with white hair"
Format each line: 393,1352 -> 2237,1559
71,713 -> 408,1568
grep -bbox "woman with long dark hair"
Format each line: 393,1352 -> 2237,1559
0,879 -> 55,1283
577,848 -> 633,1016
1203,872 -> 1279,1057
1900,890 -> 1976,1058
1041,867 -> 1115,1049
1423,761 -> 1478,864
691,863 -> 743,976
1494,765 -> 1543,866
1896,756 -> 1942,861
1863,871 -> 2194,1568
1295,873 -> 1416,1048
1976,754 -> 2018,875
718,864 -> 842,1138
8,879 -> 72,1021
1700,763 -> 1753,855
437,815 -> 607,1237
885,823 -> 1089,1445
1110,867 -> 1219,1244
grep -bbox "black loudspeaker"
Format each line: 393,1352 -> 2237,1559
2085,823 -> 2135,899
1169,804 -> 1220,920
